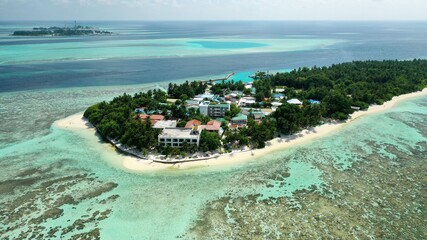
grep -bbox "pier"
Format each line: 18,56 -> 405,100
200,72 -> 235,83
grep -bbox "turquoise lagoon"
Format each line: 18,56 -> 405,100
0,81 -> 426,239
0,38 -> 339,65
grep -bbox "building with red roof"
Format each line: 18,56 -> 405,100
185,119 -> 202,129
202,120 -> 221,132
139,114 -> 165,125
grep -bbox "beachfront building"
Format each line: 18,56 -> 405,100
153,120 -> 177,129
158,126 -> 201,147
139,114 -> 165,125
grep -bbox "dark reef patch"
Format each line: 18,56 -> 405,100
0,161 -> 119,239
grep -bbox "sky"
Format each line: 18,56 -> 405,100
0,0 -> 427,21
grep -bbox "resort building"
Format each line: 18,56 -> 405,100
250,111 -> 265,122
231,113 -> 248,125
153,120 -> 177,129
186,100 -> 201,110
185,119 -> 202,129
287,99 -> 303,105
199,101 -> 210,116
206,103 -> 230,118
195,94 -> 215,101
271,101 -> 283,111
139,114 -> 165,125
202,120 -> 221,133
261,108 -> 273,116
239,97 -> 256,107
158,127 -> 201,147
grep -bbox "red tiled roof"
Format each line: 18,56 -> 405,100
207,120 -> 221,127
139,114 -> 165,125
202,120 -> 221,131
185,119 -> 202,129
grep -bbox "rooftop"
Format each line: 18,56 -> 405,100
185,119 -> 202,128
202,120 -> 221,131
139,114 -> 165,125
287,99 -> 303,105
209,103 -> 230,108
232,113 -> 248,121
153,120 -> 177,129
195,94 -> 215,99
159,128 -> 199,139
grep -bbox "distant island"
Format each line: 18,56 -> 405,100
83,60 -> 427,162
12,25 -> 113,36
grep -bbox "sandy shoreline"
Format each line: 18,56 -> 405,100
54,88 -> 427,172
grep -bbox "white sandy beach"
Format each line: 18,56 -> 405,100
54,88 -> 427,172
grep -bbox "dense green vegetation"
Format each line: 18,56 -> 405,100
84,60 -> 427,156
13,26 -> 113,36
210,80 -> 245,95
278,59 -> 426,111
167,81 -> 208,99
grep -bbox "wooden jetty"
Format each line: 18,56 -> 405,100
199,72 -> 235,83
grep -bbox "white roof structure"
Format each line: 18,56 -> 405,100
271,102 -> 283,107
287,99 -> 303,105
153,120 -> 177,129
158,128 -> 199,139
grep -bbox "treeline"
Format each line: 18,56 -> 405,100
167,81 -> 208,99
83,90 -> 167,152
253,59 -> 427,119
13,26 -> 113,36
223,119 -> 277,149
210,80 -> 245,95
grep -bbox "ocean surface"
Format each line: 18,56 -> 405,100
0,21 -> 426,239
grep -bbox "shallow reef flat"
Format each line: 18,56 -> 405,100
0,159 -> 119,240
184,100 -> 427,240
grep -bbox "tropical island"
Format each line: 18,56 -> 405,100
82,60 -> 427,163
12,24 -> 113,36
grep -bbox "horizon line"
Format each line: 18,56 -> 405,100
1,19 -> 427,22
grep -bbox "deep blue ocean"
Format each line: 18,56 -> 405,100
1,21 -> 427,92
